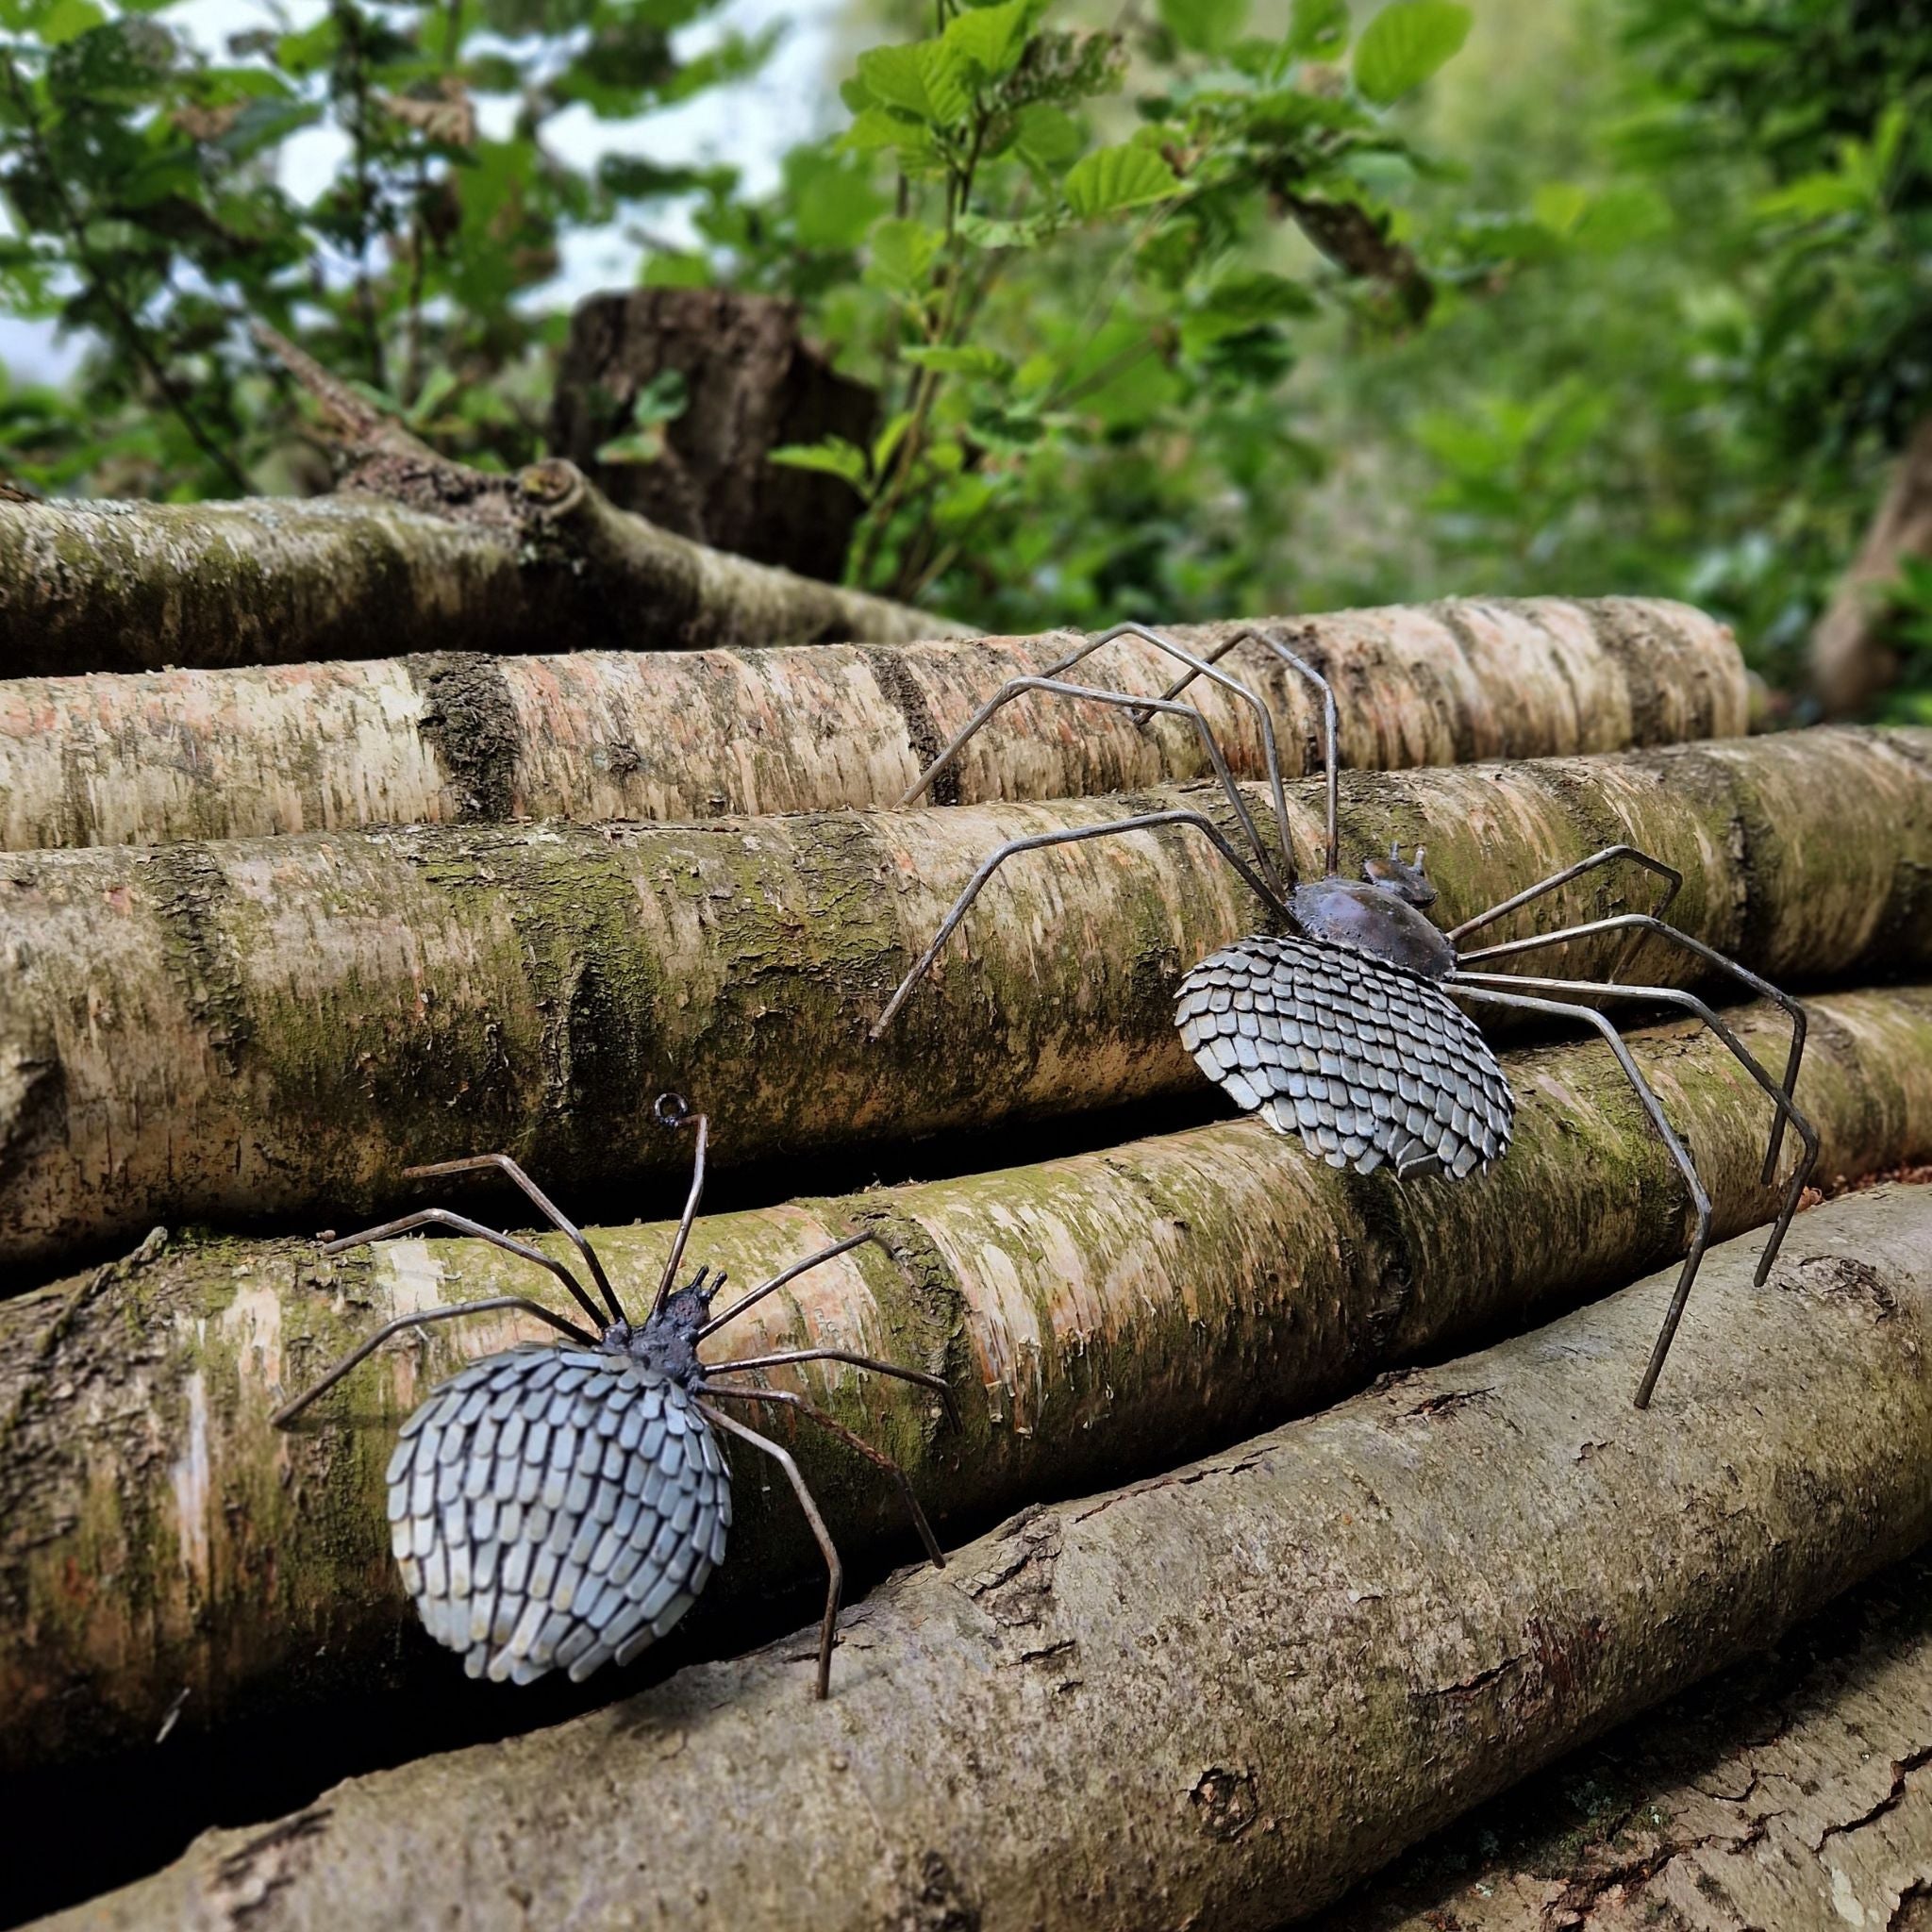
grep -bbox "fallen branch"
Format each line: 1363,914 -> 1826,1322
0,596 -> 1746,850
5,987 -> 1931,1773
42,1180 -> 1932,1932
1812,408 -> 1932,717
1319,1541 -> 1932,1930
0,339 -> 958,677
4,728 -> 1929,1271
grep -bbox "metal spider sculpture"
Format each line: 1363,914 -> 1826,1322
273,1093 -> 954,1699
871,621 -> 1820,1409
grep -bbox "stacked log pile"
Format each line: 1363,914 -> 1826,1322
4,527 -> 1931,1930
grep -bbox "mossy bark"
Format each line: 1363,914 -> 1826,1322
0,465 -> 958,679
5,987 -> 1932,1774
0,595 -> 1746,850
1316,1541 -> 1932,1931
39,1180 -> 1932,1932
5,728 -> 1931,1271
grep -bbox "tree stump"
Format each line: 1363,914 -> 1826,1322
548,289 -> 878,582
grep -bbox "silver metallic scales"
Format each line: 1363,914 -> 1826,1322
274,1095 -> 955,1698
870,620 -> 1820,1410
1176,932 -> 1511,1180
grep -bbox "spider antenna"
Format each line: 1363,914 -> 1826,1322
649,1091 -> 709,1320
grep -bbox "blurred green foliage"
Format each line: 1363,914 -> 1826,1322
3,0 -> 1929,703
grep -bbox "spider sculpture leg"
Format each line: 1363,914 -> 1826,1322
903,676 -> 1287,897
270,1296 -> 595,1427
698,1231 -> 874,1337
1445,846 -> 1684,950
700,1400 -> 845,1700
1008,620 -> 1297,868
1454,970 -> 1819,1277
1139,625 -> 1342,877
698,1384 -> 946,1567
401,1152 -> 625,1324
872,809 -> 1291,1037
1459,914 -> 1807,1183
1447,980 -> 1712,1410
320,1206 -> 608,1328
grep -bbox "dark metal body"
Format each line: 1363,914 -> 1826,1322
275,1097 -> 955,1699
871,620 -> 1821,1409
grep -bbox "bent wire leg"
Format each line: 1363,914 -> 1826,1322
1032,620 -> 1296,873
1454,971 -> 1818,1285
901,676 -> 1283,895
698,1231 -> 874,1340
872,809 -> 1288,1039
1458,913 -> 1808,1183
1146,625 -> 1341,878
402,1153 -> 624,1325
322,1207 -> 607,1329
699,1384 -> 946,1569
1448,980 -> 1712,1411
1446,845 -> 1684,949
701,1401 -> 844,1701
701,1346 -> 959,1428
271,1296 -> 593,1427
648,1094 -> 709,1322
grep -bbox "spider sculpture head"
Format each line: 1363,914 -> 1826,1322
274,1093 -> 954,1698
871,620 -> 1819,1410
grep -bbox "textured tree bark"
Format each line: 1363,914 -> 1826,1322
1317,1541 -> 1932,1931
0,595 -> 1747,851
548,288 -> 879,580
0,464 -> 958,678
37,1180 -> 1932,1932
5,987 -> 1931,1774
1812,409 -> 1932,717
5,727 -> 1930,1272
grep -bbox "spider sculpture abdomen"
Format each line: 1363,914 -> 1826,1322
386,1342 -> 731,1686
1176,934 -> 1514,1180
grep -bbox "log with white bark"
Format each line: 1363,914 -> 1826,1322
0,595 -> 1744,850
3,728 -> 1929,1271
5,987 -> 1931,1774
38,1180 -> 1932,1932
1318,1540 -> 1932,1930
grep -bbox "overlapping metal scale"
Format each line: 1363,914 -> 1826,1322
385,1344 -> 731,1686
1176,933 -> 1513,1180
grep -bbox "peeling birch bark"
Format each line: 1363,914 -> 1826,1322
0,596 -> 1744,850
3,728 -> 1929,1270
36,1180 -> 1932,1932
4,988 -> 1931,1773
1320,1542 -> 1932,1932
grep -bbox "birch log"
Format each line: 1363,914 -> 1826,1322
1319,1541 -> 1932,1932
40,1180 -> 1932,1932
0,595 -> 1744,850
0,464 -> 958,679
4,728 -> 1930,1272
6,988 -> 1932,1774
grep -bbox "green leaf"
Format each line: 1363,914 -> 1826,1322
957,210 -> 1049,249
1010,102 -> 1083,174
902,344 -> 1014,381
872,410 -> 914,475
856,38 -> 974,126
1158,0 -> 1245,54
864,217 -> 943,291
1062,142 -> 1182,219
841,106 -> 932,158
38,0 -> 104,46
1353,0 -> 1470,104
641,251 -> 711,288
942,0 -> 1036,81
1287,0 -> 1348,58
768,437 -> 871,492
